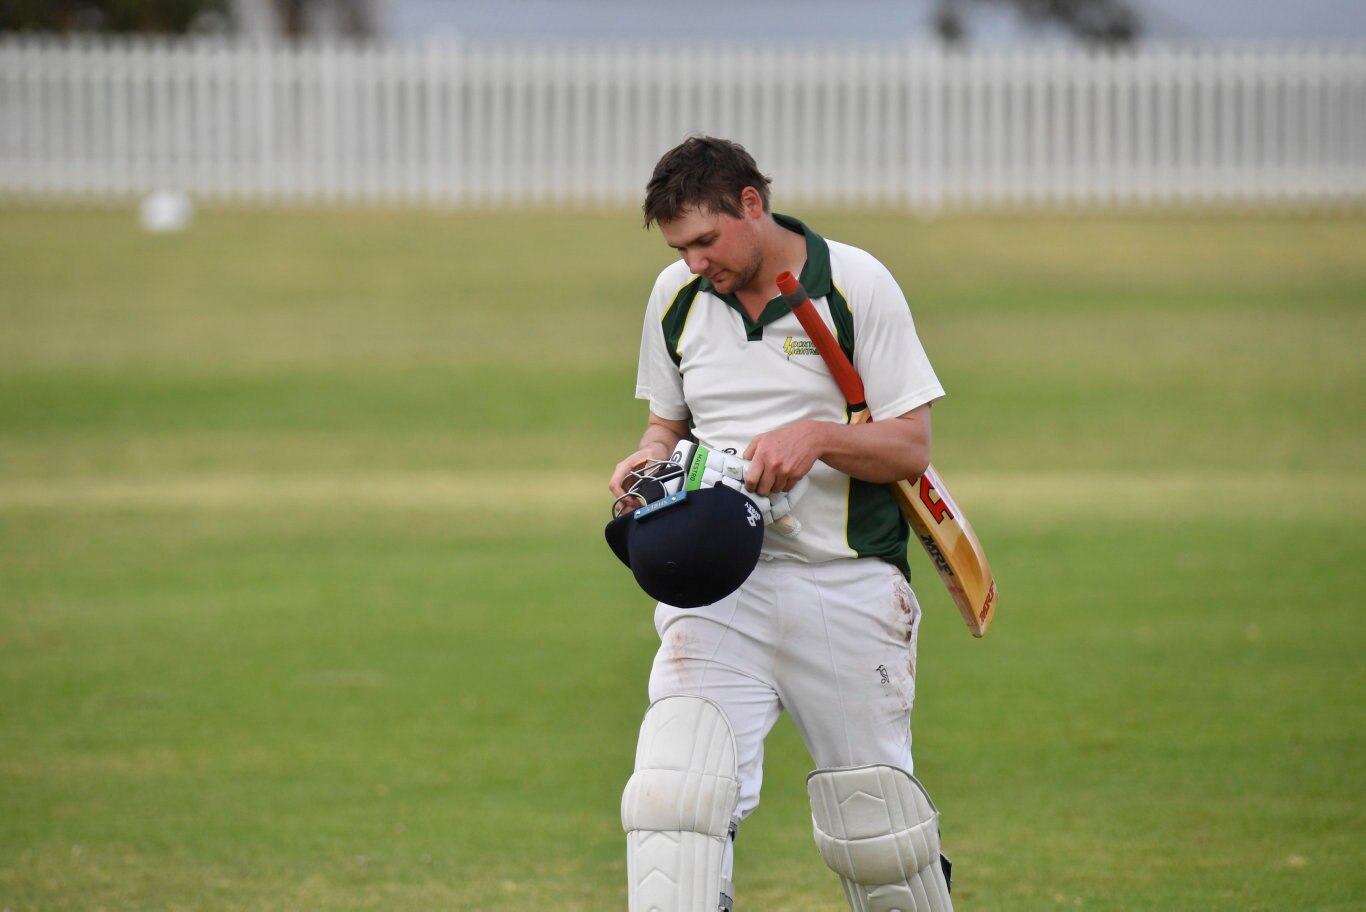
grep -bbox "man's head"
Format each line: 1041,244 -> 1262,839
644,137 -> 776,295
643,136 -> 771,228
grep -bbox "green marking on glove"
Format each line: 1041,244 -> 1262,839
685,444 -> 710,491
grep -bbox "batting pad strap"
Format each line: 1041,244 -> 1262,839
808,765 -> 953,912
623,696 -> 741,912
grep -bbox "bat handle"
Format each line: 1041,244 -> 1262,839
774,272 -> 867,409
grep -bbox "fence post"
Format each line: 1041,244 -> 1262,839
1,37 -> 1362,209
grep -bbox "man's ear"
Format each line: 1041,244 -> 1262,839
739,185 -> 765,219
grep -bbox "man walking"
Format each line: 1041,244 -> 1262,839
610,136 -> 953,912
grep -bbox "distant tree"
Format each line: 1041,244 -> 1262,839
0,0 -> 383,38
0,0 -> 229,33
268,0 -> 382,39
934,0 -> 1141,46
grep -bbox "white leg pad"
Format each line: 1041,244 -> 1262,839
808,764 -> 953,912
622,695 -> 740,912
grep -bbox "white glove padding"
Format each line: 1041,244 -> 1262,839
669,440 -> 809,538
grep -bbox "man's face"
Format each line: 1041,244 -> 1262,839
658,204 -> 764,297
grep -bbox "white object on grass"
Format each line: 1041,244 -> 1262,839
139,190 -> 194,233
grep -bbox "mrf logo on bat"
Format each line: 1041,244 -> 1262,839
914,475 -> 955,525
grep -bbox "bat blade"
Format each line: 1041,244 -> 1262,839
780,271 -> 998,638
847,409 -> 996,636
894,468 -> 997,637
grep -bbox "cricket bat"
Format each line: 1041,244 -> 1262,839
775,271 -> 998,637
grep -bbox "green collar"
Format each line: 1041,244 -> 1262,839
699,213 -> 832,335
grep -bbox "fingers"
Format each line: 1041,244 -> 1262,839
613,492 -> 646,517
608,450 -> 652,498
743,451 -> 798,497
744,424 -> 819,496
741,439 -> 779,495
742,438 -> 775,494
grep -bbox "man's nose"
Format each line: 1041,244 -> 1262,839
684,251 -> 708,274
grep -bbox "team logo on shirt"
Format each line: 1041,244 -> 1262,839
782,336 -> 818,359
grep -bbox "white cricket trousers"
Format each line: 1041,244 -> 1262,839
647,556 -> 923,890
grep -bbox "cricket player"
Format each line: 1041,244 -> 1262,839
609,136 -> 954,911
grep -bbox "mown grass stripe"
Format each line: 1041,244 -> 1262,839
0,471 -> 1360,519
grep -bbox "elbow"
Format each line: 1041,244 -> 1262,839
866,441 -> 930,484
899,443 -> 930,480
891,408 -> 932,480
863,446 -> 929,484
901,425 -> 932,479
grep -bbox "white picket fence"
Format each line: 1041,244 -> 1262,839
2,34 -> 1364,210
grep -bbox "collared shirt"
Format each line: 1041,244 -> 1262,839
635,215 -> 944,573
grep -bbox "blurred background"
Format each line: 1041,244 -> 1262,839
2,2 -> 1363,910
3,0 -> 1365,209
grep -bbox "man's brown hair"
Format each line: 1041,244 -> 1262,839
642,136 -> 772,227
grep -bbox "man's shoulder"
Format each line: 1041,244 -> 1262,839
825,237 -> 890,280
652,258 -> 702,295
644,261 -> 707,324
824,238 -> 899,302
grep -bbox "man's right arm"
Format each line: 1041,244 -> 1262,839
608,412 -> 691,499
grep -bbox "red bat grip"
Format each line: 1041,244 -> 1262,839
775,271 -> 867,409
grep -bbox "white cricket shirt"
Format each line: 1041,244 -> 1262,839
635,215 -> 945,573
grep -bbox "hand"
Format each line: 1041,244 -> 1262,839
608,442 -> 672,502
742,421 -> 828,496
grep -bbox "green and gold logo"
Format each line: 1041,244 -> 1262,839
782,336 -> 818,359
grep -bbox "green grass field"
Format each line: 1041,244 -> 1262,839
1,206 -> 1363,911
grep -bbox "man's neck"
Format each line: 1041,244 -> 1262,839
736,217 -> 807,317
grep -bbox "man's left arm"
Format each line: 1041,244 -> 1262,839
741,404 -> 931,495
744,258 -> 942,496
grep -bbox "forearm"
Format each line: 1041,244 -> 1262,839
637,414 -> 688,460
812,414 -> 931,483
742,404 -> 932,495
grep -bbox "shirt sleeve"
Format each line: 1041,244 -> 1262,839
847,257 -> 945,421
634,270 -> 690,422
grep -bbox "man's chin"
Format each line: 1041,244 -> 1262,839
709,272 -> 749,295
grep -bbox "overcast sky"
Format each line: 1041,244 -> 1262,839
389,0 -> 1366,44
